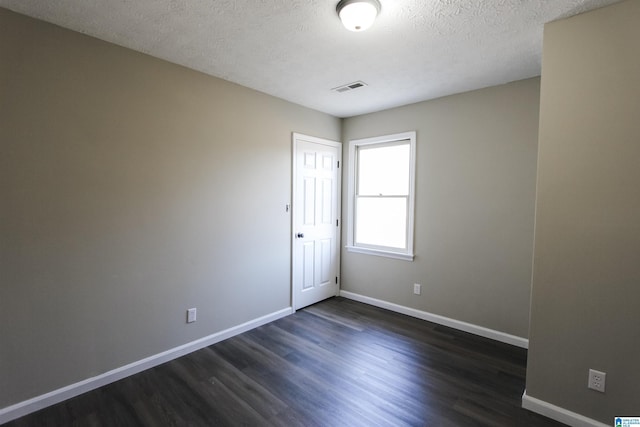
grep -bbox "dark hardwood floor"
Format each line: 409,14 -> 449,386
6,297 -> 565,426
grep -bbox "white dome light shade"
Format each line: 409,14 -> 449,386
337,0 -> 381,32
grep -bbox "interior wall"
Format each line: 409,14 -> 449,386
340,78 -> 541,339
0,8 -> 340,409
526,0 -> 640,422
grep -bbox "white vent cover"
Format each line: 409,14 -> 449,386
332,81 -> 368,93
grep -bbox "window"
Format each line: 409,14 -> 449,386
346,131 -> 416,261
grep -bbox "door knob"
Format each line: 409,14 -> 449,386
297,233 -> 304,238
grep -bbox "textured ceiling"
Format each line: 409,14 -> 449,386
0,0 -> 622,117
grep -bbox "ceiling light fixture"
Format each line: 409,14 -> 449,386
336,0 -> 381,32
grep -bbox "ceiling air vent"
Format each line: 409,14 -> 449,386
332,81 -> 368,93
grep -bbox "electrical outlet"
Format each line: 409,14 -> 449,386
588,369 -> 606,392
413,283 -> 422,295
187,308 -> 197,323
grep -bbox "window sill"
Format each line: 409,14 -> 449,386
345,246 -> 414,261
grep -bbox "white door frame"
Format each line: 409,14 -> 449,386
291,133 -> 342,311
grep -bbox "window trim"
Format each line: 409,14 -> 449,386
346,131 -> 416,261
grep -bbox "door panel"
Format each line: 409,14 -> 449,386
303,177 -> 316,225
302,242 -> 315,290
319,239 -> 332,283
293,134 -> 341,310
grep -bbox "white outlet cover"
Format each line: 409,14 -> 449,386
187,308 -> 197,323
588,369 -> 606,392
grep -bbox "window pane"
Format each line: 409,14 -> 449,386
358,143 -> 410,196
355,197 -> 407,249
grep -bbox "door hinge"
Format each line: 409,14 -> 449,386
337,161 -> 340,168
336,219 -> 339,227
335,276 -> 338,284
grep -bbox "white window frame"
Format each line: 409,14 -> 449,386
346,131 -> 416,261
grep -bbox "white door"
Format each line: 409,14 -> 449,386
292,133 -> 341,310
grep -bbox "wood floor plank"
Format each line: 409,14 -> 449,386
6,297 -> 566,427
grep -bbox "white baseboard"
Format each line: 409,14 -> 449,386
339,290 -> 528,348
522,390 -> 609,427
0,307 -> 292,425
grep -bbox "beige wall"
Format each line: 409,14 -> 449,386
341,78 -> 541,339
526,0 -> 640,422
0,8 -> 340,409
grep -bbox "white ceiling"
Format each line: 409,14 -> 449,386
0,0 -> 622,118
